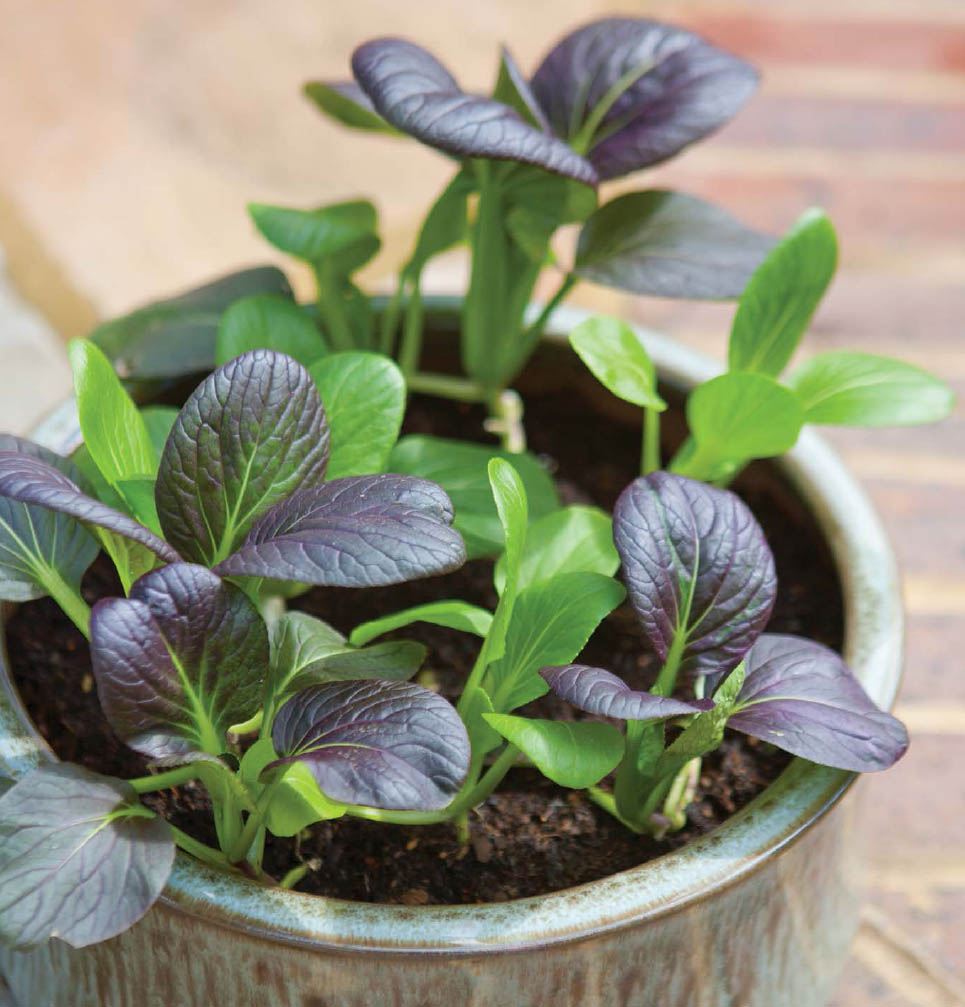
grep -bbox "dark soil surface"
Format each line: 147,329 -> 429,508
3,338 -> 843,905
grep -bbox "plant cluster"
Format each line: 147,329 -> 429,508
0,15 -> 953,954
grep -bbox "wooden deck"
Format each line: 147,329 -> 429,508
0,2 -> 962,1002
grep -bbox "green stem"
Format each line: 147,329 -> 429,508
228,778 -> 281,864
314,263 -> 354,351
587,786 -> 645,833
398,276 -> 425,379
653,634 -> 685,697
228,710 -> 264,737
40,567 -> 92,640
642,406 -> 661,474
129,764 -> 199,794
379,275 -> 406,355
170,825 -> 234,872
523,273 -> 576,346
279,863 -> 312,890
406,371 -> 486,403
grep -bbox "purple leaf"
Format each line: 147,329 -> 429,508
351,38 -> 597,185
270,680 -> 470,810
0,763 -> 173,950
727,635 -> 908,772
155,349 -> 330,565
541,664 -> 713,720
0,448 -> 178,565
90,563 -> 268,760
613,473 -> 776,678
214,474 -> 466,587
530,18 -> 758,180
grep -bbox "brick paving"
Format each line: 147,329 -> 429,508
0,2 -> 962,1003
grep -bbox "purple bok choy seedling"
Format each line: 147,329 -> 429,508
0,346 -> 472,950
535,472 -> 907,836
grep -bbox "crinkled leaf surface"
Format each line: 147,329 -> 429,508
271,680 -> 470,810
569,316 -> 666,409
215,474 -> 465,587
484,572 -> 626,713
493,505 -> 618,594
787,352 -> 955,427
0,763 -> 173,950
309,352 -> 405,478
90,266 -> 292,380
303,80 -> 397,133
216,294 -> 327,368
0,448 -> 176,569
156,350 -> 330,565
531,18 -> 758,179
388,435 -> 559,559
728,635 -> 908,772
483,714 -> 624,789
352,38 -> 597,185
350,600 -> 493,647
728,210 -> 838,377
0,437 -> 99,601
613,473 -> 776,677
90,563 -> 268,759
541,664 -> 712,720
268,611 -> 425,717
575,190 -> 774,299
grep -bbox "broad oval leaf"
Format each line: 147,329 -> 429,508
568,316 -> 666,409
0,437 -> 99,602
248,200 -> 378,269
90,266 -> 292,380
681,372 -> 805,480
728,209 -> 838,377
266,762 -> 348,837
0,449 -> 177,566
309,352 -> 405,478
613,473 -> 776,678
531,18 -> 759,179
303,80 -> 397,133
216,294 -> 327,368
541,664 -> 713,720
90,563 -> 268,759
351,38 -> 597,185
388,435 -> 559,559
483,713 -> 624,789
484,572 -> 626,713
0,763 -> 173,950
214,474 -> 465,587
155,349 -> 330,565
493,505 -> 618,595
728,634 -> 908,772
575,190 -> 774,299
350,599 -> 493,647
787,351 -> 954,427
271,680 -> 470,810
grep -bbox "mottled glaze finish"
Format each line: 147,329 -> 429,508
0,305 -> 901,1006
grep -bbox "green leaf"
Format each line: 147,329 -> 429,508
568,316 -> 666,409
405,170 -> 473,276
216,294 -> 326,368
140,407 -> 178,460
728,209 -> 837,377
89,267 -> 292,380
488,458 -> 528,582
268,611 -> 425,719
266,762 -> 347,837
462,684 -> 502,758
484,572 -> 626,713
309,353 -> 405,478
388,435 -> 559,559
303,81 -> 398,134
68,340 -> 157,525
787,351 -> 954,427
494,505 -> 618,595
0,437 -> 99,603
248,200 -> 378,267
350,600 -> 493,647
680,372 -> 805,480
483,714 -> 624,788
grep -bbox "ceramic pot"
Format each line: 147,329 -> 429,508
0,304 -> 902,1007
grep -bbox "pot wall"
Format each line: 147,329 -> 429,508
0,305 -> 901,1007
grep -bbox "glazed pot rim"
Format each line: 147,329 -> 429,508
0,299 -> 902,956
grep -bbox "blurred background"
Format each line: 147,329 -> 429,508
0,1 -> 962,1002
